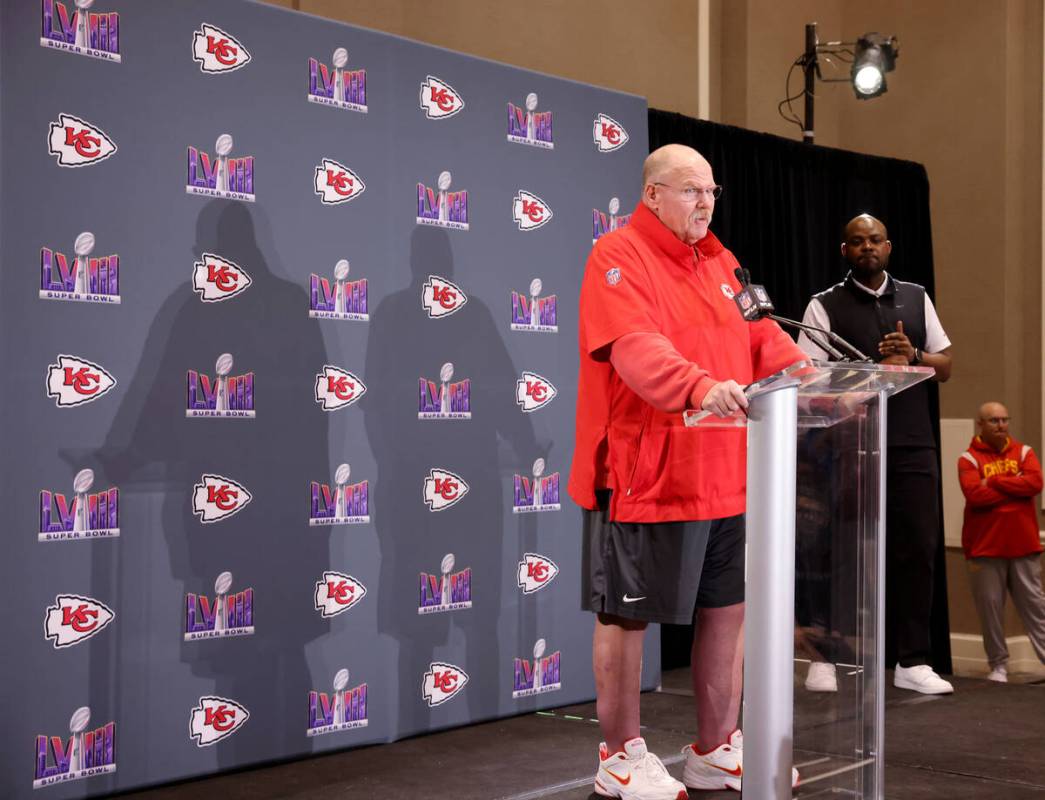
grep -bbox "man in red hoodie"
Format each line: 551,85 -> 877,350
569,144 -> 806,798
958,401 -> 1045,682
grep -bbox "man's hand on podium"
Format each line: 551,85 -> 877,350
701,380 -> 749,418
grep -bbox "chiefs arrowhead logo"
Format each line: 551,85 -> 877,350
593,113 -> 630,153
314,571 -> 368,618
419,75 -> 465,119
44,594 -> 115,649
421,275 -> 468,319
48,113 -> 117,167
192,23 -> 252,74
315,365 -> 367,411
515,371 -> 558,412
517,553 -> 560,594
192,474 -> 253,524
46,354 -> 117,408
314,158 -> 366,205
422,662 -> 469,706
512,190 -> 553,231
423,468 -> 470,511
190,696 -> 250,747
192,253 -> 253,303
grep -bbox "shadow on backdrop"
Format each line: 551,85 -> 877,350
364,225 -> 540,736
93,201 -> 331,770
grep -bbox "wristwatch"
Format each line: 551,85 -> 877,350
911,348 -> 923,365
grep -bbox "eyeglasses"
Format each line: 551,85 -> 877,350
653,182 -> 723,201
984,417 -> 1010,425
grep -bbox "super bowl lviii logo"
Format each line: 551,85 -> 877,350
417,171 -> 468,230
308,48 -> 367,112
314,571 -> 367,618
39,468 -> 119,542
314,158 -> 366,205
419,362 -> 470,419
419,75 -> 464,119
422,275 -> 467,319
422,662 -> 468,707
593,113 -> 630,152
46,356 -> 116,408
507,92 -> 553,149
192,23 -> 251,73
192,474 -> 252,524
310,463 -> 369,526
315,365 -> 367,411
423,468 -> 469,512
511,278 -> 557,333
512,190 -> 553,231
516,372 -> 557,413
593,197 -> 632,244
419,553 -> 472,615
40,0 -> 121,63
310,259 -> 368,321
41,232 -> 120,304
517,553 -> 559,595
185,572 -> 253,641
186,353 -> 255,418
512,638 -> 562,699
190,697 -> 249,746
192,253 -> 252,303
48,114 -> 116,167
34,706 -> 116,790
513,458 -> 561,513
44,594 -> 115,648
186,134 -> 255,202
308,668 -> 368,737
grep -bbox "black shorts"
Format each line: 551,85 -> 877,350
581,491 -> 746,625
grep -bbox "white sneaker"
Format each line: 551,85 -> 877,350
681,730 -> 798,792
594,737 -> 688,800
987,665 -> 1008,683
893,663 -> 954,694
805,661 -> 838,692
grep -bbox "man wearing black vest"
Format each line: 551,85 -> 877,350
797,213 -> 954,694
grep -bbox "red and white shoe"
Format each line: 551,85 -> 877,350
681,730 -> 799,792
594,737 -> 689,800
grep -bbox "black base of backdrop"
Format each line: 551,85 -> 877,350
649,109 -> 952,677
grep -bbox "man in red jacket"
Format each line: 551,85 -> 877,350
958,401 -> 1045,682
569,144 -> 806,798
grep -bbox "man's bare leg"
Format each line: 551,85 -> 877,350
691,602 -> 744,751
593,612 -> 648,754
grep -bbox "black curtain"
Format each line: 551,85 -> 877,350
650,110 -> 952,676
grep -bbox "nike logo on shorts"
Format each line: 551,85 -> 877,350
622,594 -> 646,603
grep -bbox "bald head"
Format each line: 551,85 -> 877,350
844,214 -> 888,241
841,213 -> 891,281
976,401 -> 1011,452
641,144 -> 717,245
642,144 -> 711,188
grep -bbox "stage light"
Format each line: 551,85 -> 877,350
851,33 -> 898,99
779,24 -> 900,143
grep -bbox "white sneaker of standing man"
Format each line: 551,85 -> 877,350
986,664 -> 1008,683
893,663 -> 954,694
594,737 -> 689,800
681,729 -> 799,792
805,661 -> 838,692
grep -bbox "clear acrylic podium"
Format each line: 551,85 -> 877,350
683,361 -> 935,799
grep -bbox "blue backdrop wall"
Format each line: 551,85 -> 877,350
0,1 -> 650,796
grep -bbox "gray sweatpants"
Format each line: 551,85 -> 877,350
967,554 -> 1045,669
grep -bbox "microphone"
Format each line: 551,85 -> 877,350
732,268 -> 871,362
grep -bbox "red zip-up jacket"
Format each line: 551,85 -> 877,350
958,436 -> 1043,559
568,202 -> 806,523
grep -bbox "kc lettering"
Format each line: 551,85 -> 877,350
44,594 -> 115,648
190,696 -> 249,746
192,24 -> 251,73
48,114 -> 117,167
47,355 -> 117,407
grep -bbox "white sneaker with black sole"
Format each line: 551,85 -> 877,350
594,737 -> 689,800
893,663 -> 954,694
